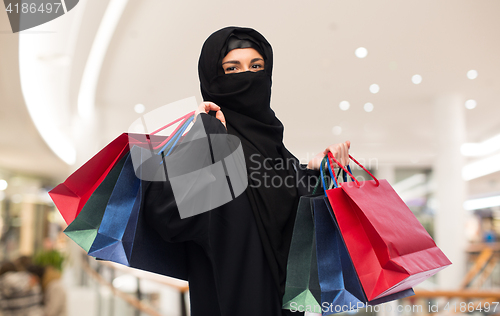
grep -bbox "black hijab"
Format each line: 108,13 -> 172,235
198,26 -> 301,296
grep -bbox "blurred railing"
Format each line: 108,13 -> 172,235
396,244 -> 500,316
79,251 -> 189,316
414,290 -> 500,299
75,243 -> 500,316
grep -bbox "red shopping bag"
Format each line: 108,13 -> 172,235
49,112 -> 194,224
49,134 -> 133,224
325,152 -> 451,301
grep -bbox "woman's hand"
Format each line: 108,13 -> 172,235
306,141 -> 351,170
194,101 -> 227,129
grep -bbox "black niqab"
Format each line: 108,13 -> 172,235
198,26 -> 301,296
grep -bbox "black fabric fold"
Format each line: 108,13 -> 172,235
198,26 -> 314,296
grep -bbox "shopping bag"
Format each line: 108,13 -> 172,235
88,145 -> 188,280
163,132 -> 247,219
283,157 -> 338,313
284,158 -> 414,314
313,162 -> 365,313
282,194 -> 322,313
325,152 -> 451,301
49,111 -> 195,224
87,148 -> 140,263
318,157 -> 416,314
125,180 -> 188,280
297,158 -> 359,314
130,111 -> 247,219
60,131 -> 172,251
315,197 -> 417,314
49,134 -> 132,224
63,153 -> 128,252
54,113 -> 193,279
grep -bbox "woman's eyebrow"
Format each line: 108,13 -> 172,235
222,60 -> 240,65
222,58 -> 264,65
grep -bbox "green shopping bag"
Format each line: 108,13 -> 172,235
64,153 -> 128,251
282,194 -> 322,312
61,114 -> 194,251
283,156 -> 340,313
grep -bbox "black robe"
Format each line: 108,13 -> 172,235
142,113 -> 319,315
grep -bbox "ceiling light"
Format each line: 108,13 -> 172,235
461,133 -> 500,157
369,84 -> 379,94
411,74 -> 422,84
464,195 -> 500,211
467,70 -> 478,80
355,47 -> 368,58
134,104 -> 145,114
0,180 -> 7,191
364,103 -> 374,112
339,101 -> 350,111
465,99 -> 477,109
332,126 -> 342,135
462,153 -> 500,180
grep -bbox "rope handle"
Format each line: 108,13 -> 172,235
327,152 -> 380,188
156,116 -> 194,156
323,156 -> 338,190
149,111 -> 195,150
312,157 -> 326,195
326,157 -> 353,184
312,156 -> 339,195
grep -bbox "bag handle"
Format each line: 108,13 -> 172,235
156,116 -> 194,156
149,111 -> 195,150
312,157 -> 325,195
327,152 -> 380,188
323,155 -> 338,190
320,158 -> 339,196
326,154 -> 353,184
312,156 -> 339,196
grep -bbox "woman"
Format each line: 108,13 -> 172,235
143,26 -> 350,315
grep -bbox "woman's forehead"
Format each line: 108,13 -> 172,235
222,48 -> 264,62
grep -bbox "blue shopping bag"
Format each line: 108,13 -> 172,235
313,196 -> 366,313
88,145 -> 188,280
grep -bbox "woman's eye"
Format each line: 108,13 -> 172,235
251,64 -> 263,69
225,66 -> 236,72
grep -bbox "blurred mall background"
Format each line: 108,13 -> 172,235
1,0 -> 500,315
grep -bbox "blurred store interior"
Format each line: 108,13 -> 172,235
1,0 -> 500,315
